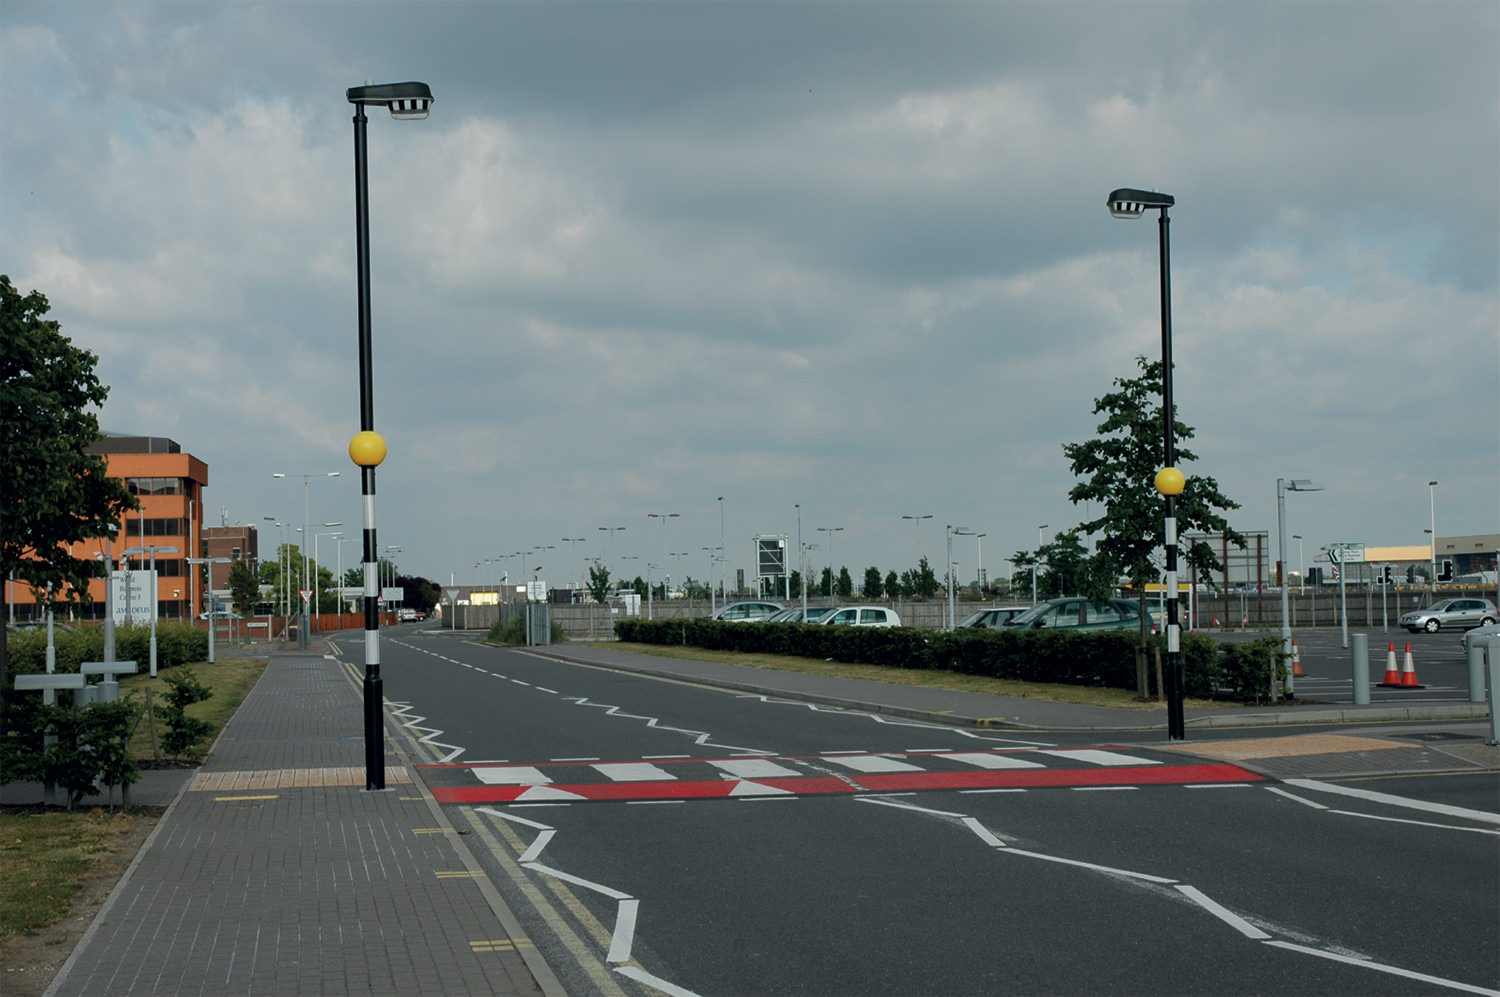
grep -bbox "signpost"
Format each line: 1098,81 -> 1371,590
445,587 -> 459,630
187,556 -> 231,662
1328,543 -> 1364,648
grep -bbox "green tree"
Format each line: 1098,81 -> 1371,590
914,557 -> 939,600
1062,355 -> 1244,632
883,570 -> 899,600
863,566 -> 884,600
788,569 -> 803,599
227,559 -> 260,616
586,562 -> 612,604
819,567 -> 833,597
1,276 -> 137,702
836,566 -> 854,599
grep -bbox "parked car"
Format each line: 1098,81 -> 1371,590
1003,597 -> 1147,632
956,607 -> 1030,629
1460,621 -> 1500,653
764,606 -> 834,624
711,601 -> 784,622
1398,598 -> 1497,633
821,606 -> 901,628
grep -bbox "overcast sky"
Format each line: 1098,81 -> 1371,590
4,1 -> 1497,593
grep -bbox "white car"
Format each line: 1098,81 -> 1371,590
821,606 -> 901,628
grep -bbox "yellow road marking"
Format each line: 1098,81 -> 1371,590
469,938 -> 536,952
213,794 -> 279,801
436,870 -> 481,878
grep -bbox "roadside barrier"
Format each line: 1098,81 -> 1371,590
1379,642 -> 1402,687
1290,638 -> 1304,677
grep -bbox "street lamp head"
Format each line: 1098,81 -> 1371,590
1284,479 -> 1324,492
347,81 -> 434,120
1108,188 -> 1175,219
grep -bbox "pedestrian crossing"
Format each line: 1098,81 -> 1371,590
421,748 -> 1260,805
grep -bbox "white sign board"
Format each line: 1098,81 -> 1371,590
527,579 -> 547,602
109,570 -> 156,625
1328,542 -> 1366,564
380,586 -> 404,604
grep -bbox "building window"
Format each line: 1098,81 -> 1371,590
125,477 -> 186,496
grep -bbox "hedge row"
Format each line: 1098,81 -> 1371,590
614,619 -> 1285,702
5,622 -> 209,677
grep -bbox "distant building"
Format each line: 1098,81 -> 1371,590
7,435 -> 208,621
202,525 -> 259,592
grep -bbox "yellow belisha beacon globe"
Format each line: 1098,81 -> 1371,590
348,430 -> 387,468
1154,466 -> 1186,496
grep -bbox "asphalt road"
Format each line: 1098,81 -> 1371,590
354,629 -> 1499,997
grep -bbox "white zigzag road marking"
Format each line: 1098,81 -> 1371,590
739,694 -> 1055,747
387,701 -> 466,764
562,696 -> 772,755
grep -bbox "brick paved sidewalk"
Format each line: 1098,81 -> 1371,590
45,651 -> 560,997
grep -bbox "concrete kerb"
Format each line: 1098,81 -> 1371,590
523,644 -> 1492,734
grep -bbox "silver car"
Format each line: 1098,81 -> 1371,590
1399,598 -> 1497,633
710,601 -> 784,622
957,607 -> 1030,629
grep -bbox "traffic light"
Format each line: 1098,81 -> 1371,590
1406,566 -> 1416,584
1438,560 -> 1454,582
1382,565 -> 1393,584
1308,566 -> 1323,586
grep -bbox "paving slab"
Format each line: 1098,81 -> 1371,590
44,651 -> 560,997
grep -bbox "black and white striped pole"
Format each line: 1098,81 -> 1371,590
1109,187 -> 1186,740
348,81 -> 434,790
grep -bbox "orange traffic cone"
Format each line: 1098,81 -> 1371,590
1291,638 -> 1304,677
1399,642 -> 1425,688
1379,642 -> 1402,687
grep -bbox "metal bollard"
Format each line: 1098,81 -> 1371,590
1485,637 -> 1499,746
1469,640 -> 1488,703
1350,633 -> 1369,705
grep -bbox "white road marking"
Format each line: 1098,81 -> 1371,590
475,807 -> 551,831
643,754 -> 692,759
962,817 -> 1007,848
854,797 -> 967,818
523,862 -> 633,900
1000,847 -> 1178,884
606,898 -> 639,963
1070,786 -> 1138,792
594,762 -> 674,782
1036,749 -> 1162,767
474,766 -> 552,786
616,965 -> 703,997
551,757 -> 600,762
821,754 -> 924,773
519,829 -> 556,863
1327,809 -> 1500,836
1184,783 -> 1252,789
960,788 -> 1028,794
940,752 -> 1046,770
1263,940 -> 1500,996
728,781 -> 794,797
1284,779 -> 1500,824
1263,787 -> 1328,809
711,758 -> 802,779
1175,885 -> 1271,939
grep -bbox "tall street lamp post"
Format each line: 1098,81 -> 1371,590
273,471 -> 340,648
816,527 -> 843,601
1108,186 -> 1186,740
1033,524 -> 1049,605
945,525 -> 974,629
314,527 -> 344,631
902,514 -> 932,566
599,526 -> 627,581
1277,479 -> 1323,696
1428,480 -> 1438,596
347,79 -> 433,790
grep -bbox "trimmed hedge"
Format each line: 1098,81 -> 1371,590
5,622 -> 208,676
614,619 -> 1286,703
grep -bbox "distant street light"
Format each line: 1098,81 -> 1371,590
817,527 -> 843,602
347,79 -> 432,790
1428,480 -> 1438,597
599,526 -> 627,579
1277,479 -> 1323,695
946,525 -> 975,629
1033,524 -> 1049,605
273,471 -> 340,648
1108,185 -> 1186,740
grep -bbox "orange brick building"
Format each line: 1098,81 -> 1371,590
7,435 -> 209,622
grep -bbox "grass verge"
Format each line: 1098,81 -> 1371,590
610,641 -> 1225,711
0,808 -> 143,941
